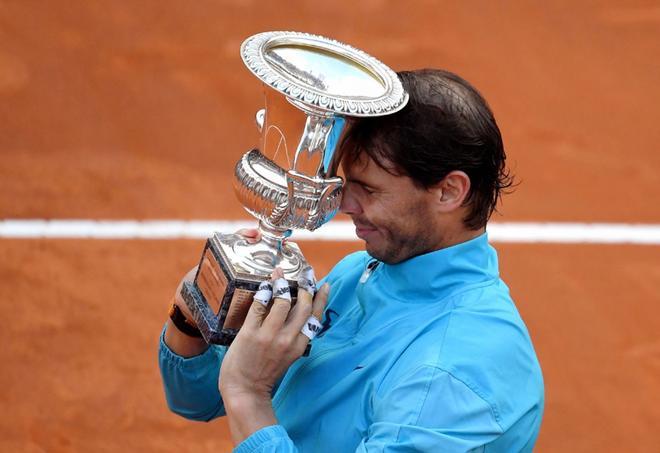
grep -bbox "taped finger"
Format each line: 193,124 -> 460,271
253,280 -> 272,306
300,315 -> 322,340
272,277 -> 292,302
298,266 -> 317,296
262,276 -> 293,331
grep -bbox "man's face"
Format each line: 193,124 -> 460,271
340,153 -> 440,264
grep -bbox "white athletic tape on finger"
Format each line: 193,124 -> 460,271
254,281 -> 273,306
298,266 -> 317,296
301,316 -> 322,340
272,278 -> 291,301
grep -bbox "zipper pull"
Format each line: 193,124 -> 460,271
359,260 -> 380,284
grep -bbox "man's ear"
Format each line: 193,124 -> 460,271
433,171 -> 471,212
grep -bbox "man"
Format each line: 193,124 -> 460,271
159,69 -> 544,452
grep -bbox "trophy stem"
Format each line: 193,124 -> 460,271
257,220 -> 292,265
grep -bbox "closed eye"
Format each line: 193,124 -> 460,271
347,178 -> 377,195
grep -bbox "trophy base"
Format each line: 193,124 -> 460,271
181,232 -> 307,346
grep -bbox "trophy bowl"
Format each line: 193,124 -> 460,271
181,31 -> 408,346
233,149 -> 343,234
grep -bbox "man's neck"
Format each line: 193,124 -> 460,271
435,226 -> 485,251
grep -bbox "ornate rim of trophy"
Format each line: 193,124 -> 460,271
241,30 -> 408,117
181,31 -> 408,346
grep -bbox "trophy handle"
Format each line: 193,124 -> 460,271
267,170 -> 342,231
307,177 -> 343,230
266,171 -> 298,227
267,170 -> 313,227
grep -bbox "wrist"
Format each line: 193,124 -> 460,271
168,303 -> 202,337
225,391 -> 271,413
224,392 -> 277,445
164,318 -> 209,358
220,376 -> 273,406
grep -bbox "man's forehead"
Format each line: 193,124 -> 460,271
342,151 -> 400,179
341,151 -> 368,172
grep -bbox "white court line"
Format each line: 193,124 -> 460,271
1,219 -> 659,244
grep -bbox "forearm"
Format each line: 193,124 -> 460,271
158,325 -> 226,421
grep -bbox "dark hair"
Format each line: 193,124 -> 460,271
340,68 -> 514,230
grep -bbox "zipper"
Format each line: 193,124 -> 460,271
359,259 -> 380,284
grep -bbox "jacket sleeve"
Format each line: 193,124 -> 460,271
232,425 -> 298,453
158,325 -> 227,421
354,365 -> 503,453
159,327 -> 301,452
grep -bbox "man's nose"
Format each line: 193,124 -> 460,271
339,185 -> 362,216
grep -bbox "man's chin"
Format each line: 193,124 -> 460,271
358,232 -> 398,263
363,241 -> 377,257
364,242 -> 388,263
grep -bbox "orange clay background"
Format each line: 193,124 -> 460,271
1,1 -> 659,451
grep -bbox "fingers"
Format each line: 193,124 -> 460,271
297,266 -> 317,296
242,279 -> 272,329
294,283 -> 330,349
283,268 -> 316,332
311,283 -> 330,320
244,268 -> 291,331
261,268 -> 293,332
243,267 -> 329,356
236,228 -> 261,244
285,287 -> 312,329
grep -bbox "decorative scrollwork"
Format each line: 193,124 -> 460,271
240,31 -> 408,118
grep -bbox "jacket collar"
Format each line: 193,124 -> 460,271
371,232 -> 499,303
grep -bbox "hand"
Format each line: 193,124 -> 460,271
165,227 -> 263,357
164,265 -> 208,357
219,268 -> 330,443
236,227 -> 261,244
172,266 -> 198,322
172,227 -> 262,325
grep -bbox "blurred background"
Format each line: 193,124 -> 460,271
1,1 -> 658,451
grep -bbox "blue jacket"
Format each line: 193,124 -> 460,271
159,233 -> 544,452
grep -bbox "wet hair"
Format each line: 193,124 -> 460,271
340,68 -> 514,230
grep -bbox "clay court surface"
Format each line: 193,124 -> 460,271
1,1 -> 659,451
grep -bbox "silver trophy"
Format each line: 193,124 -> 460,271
181,31 -> 408,345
